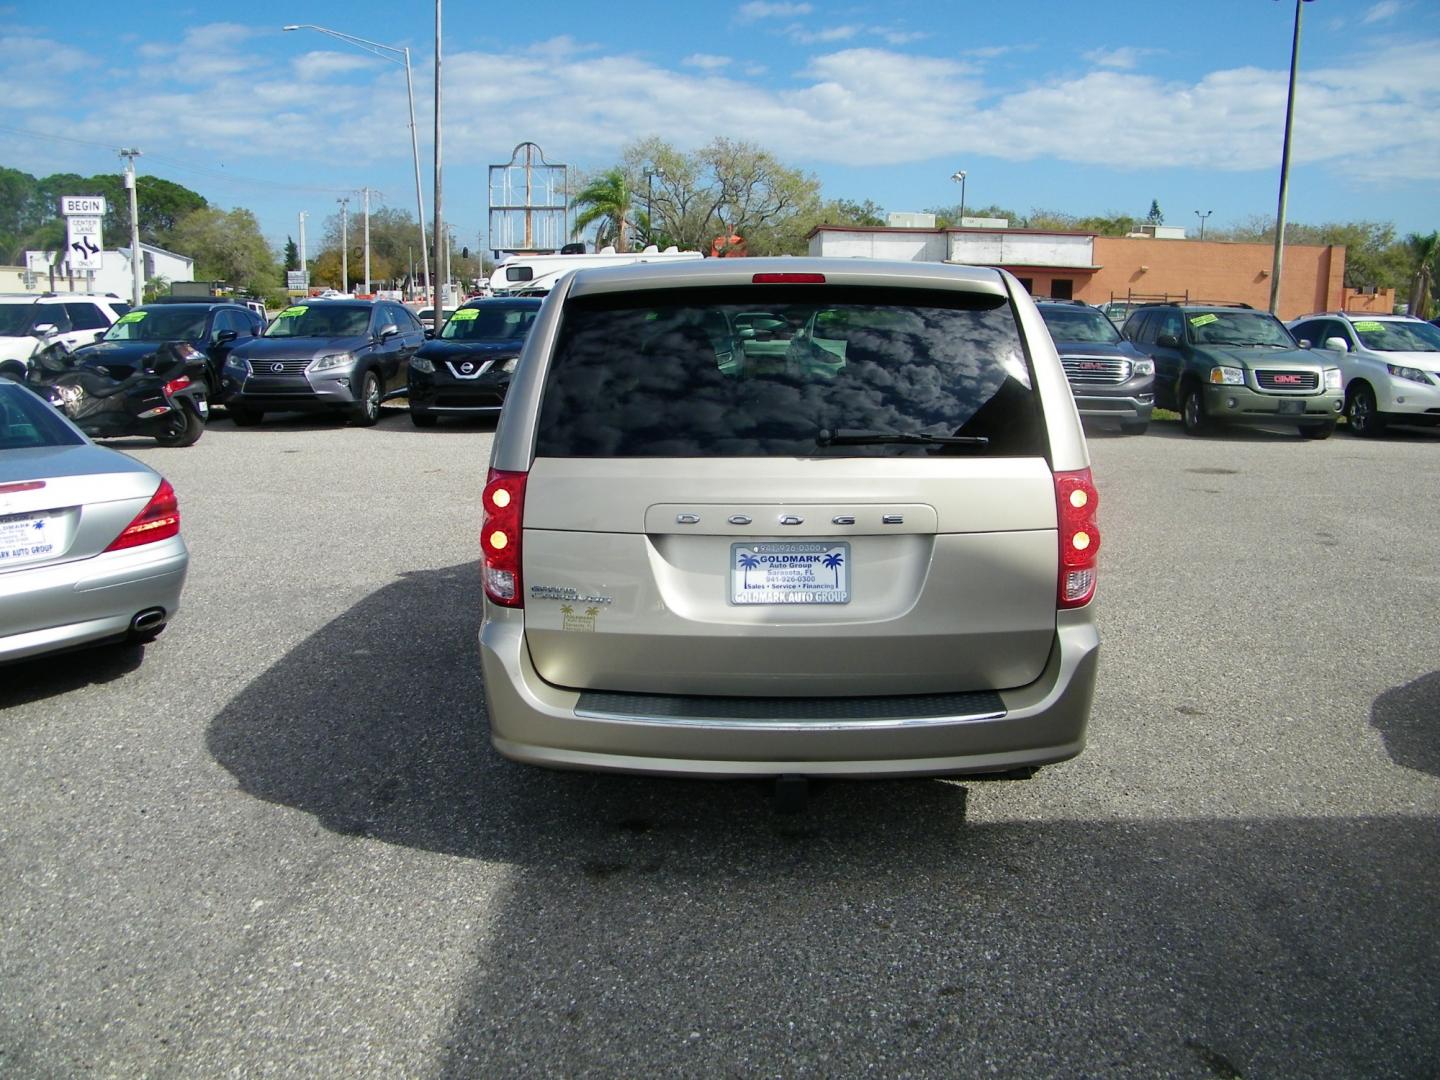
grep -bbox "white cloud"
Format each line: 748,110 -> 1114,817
738,1 -> 812,22
1082,47 -> 1159,70
8,30 -> 1439,199
293,50 -> 384,80
683,53 -> 732,70
787,24 -> 860,44
1362,1 -> 1402,23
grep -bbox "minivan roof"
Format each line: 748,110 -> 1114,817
563,257 -> 1010,299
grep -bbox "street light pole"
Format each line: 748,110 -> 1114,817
1269,0 -> 1313,314
282,24 -> 430,303
362,186 -> 371,295
1194,209 -> 1213,240
951,169 -> 967,225
120,148 -> 143,306
644,168 -> 663,247
432,0 -> 444,330
337,196 -> 350,292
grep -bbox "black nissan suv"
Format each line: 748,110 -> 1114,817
406,297 -> 542,427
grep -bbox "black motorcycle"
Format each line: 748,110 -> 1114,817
28,341 -> 209,447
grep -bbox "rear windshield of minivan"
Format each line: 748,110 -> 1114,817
534,285 -> 1044,457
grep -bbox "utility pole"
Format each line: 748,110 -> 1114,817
120,148 -> 143,305
432,0 -> 444,329
362,186 -> 372,296
337,195 -> 350,293
1269,0 -> 1313,314
298,210 -> 308,277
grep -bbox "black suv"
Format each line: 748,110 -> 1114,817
72,301 -> 263,398
407,297 -> 542,427
1035,300 -> 1154,434
1122,303 -> 1344,438
220,300 -> 425,427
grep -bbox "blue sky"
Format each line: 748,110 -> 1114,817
4,0 -> 1437,254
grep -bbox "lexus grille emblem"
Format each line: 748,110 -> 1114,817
271,363 -> 284,373
461,362 -> 475,374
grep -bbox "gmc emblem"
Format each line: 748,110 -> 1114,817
1080,362 -> 1103,370
1273,373 -> 1302,385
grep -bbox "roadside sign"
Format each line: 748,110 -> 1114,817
25,251 -> 55,273
66,216 -> 104,271
59,195 -> 108,216
286,270 -> 310,290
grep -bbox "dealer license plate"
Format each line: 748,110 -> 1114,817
1276,399 -> 1305,415
731,541 -> 850,605
0,512 -> 56,565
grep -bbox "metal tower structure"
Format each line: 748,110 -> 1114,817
488,142 -> 570,257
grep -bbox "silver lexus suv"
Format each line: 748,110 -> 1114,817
479,259 -> 1101,779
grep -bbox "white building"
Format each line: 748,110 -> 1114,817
4,244 -> 195,298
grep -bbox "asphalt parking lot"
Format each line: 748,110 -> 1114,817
2,411 -> 1437,1078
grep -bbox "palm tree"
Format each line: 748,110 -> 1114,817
738,553 -> 760,589
1405,231 -> 1438,321
572,169 -> 633,253
822,552 -> 844,587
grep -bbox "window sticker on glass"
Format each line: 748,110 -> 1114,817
1354,320 -> 1384,332
1189,314 -> 1219,328
450,309 -> 479,321
116,311 -> 147,324
278,306 -> 308,318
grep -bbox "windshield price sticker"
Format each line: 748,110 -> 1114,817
0,514 -> 53,564
1189,314 -> 1219,328
731,541 -> 850,605
449,308 -> 478,321
116,311 -> 147,324
1354,321 -> 1384,332
278,306 -> 308,318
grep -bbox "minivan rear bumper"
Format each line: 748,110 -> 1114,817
478,608 -> 1099,778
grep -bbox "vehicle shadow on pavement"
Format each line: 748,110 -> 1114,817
1370,670 -> 1440,778
204,566 -> 1440,1077
204,562 -> 972,861
1,641 -> 145,706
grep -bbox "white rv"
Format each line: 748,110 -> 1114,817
489,246 -> 703,295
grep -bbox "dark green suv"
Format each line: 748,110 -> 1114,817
1121,303 -> 1344,438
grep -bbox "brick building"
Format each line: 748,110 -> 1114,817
806,225 -> 1395,320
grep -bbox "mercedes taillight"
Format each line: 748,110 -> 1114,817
1055,468 -> 1100,608
105,479 -> 180,552
481,468 -> 528,607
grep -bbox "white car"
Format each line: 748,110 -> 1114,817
1287,312 -> 1440,437
0,294 -> 132,381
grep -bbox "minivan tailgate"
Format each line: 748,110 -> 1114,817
521,457 -> 1059,696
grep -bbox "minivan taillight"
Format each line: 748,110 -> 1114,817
481,468 -> 528,607
105,479 -> 180,552
1055,468 -> 1100,608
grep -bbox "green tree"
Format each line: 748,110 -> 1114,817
168,206 -> 279,300
828,198 -> 887,227
1404,231 -> 1438,320
1214,216 -> 1410,290
572,168 -> 633,252
615,137 -> 822,255
283,236 -> 300,272
1147,199 -> 1164,225
927,203 -> 1023,228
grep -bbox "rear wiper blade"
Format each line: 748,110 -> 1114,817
817,428 -> 989,448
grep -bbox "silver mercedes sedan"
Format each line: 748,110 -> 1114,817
0,381 -> 189,663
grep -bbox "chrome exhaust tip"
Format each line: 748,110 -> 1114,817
130,608 -> 167,634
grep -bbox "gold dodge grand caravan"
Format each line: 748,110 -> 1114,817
478,258 -> 1100,779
